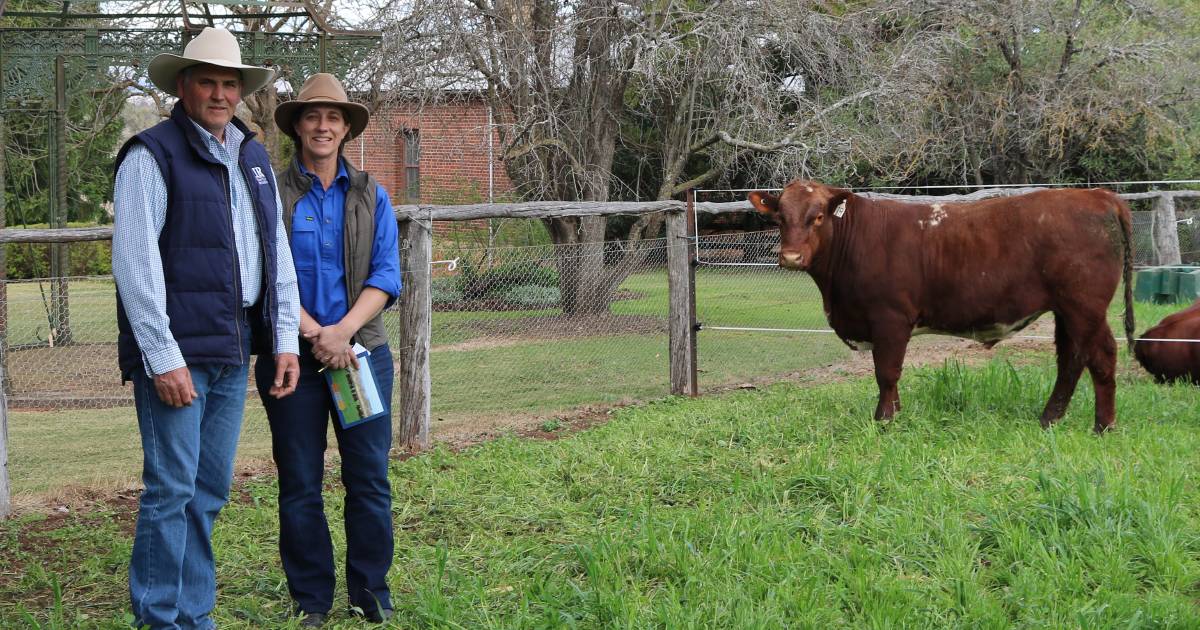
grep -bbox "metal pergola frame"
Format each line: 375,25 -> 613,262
0,0 -> 379,340
0,1 -> 380,516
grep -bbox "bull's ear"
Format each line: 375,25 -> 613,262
827,187 -> 851,208
748,191 -> 779,214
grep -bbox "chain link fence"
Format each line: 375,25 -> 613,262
2,199 -> 1194,413
3,276 -> 127,409
425,231 -> 672,424
691,228 -> 853,379
0,242 -> 653,423
4,191 -> 1200,498
0,275 -> 417,413
1126,196 -> 1200,265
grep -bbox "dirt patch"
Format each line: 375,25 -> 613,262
5,320 -> 1061,516
434,337 -> 529,353
1,487 -> 141,600
420,403 -> 629,452
6,342 -> 131,409
705,316 -> 1061,394
421,322 -> 1065,451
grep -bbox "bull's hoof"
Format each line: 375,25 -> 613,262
874,400 -> 900,421
1039,410 -> 1066,429
1093,422 -> 1115,435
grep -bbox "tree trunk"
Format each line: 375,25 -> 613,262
572,215 -> 607,314
243,85 -> 284,167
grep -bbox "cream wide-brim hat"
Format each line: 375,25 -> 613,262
273,73 -> 370,141
148,27 -> 275,97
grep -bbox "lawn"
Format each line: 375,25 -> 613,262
3,355 -> 1199,628
2,269 -> 850,497
3,269 -> 1193,498
5,277 -> 118,346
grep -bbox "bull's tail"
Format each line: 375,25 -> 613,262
1114,195 -> 1136,353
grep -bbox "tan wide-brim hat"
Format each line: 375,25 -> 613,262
274,73 -> 370,141
149,27 -> 275,97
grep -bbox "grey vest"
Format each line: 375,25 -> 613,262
278,159 -> 389,350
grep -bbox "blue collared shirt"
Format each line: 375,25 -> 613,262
112,118 -> 301,375
291,158 -> 401,326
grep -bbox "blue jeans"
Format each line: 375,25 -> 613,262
129,339 -> 251,630
255,343 -> 394,616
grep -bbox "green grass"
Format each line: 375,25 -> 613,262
6,407 -> 275,496
2,271 -> 1193,498
423,269 -> 852,419
3,271 -> 850,496
5,278 -> 117,345
4,357 -> 1200,628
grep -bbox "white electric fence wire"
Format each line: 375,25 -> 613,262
698,179 -> 1200,194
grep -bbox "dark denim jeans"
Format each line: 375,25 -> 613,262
129,347 -> 251,630
255,343 -> 394,616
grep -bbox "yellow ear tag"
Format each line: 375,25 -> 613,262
834,201 -> 847,218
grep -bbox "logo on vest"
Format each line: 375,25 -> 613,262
250,166 -> 268,185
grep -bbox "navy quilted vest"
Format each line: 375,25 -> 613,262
115,103 -> 280,380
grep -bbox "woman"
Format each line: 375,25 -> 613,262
257,73 -> 401,627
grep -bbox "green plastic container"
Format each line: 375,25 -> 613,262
1134,265 -> 1200,304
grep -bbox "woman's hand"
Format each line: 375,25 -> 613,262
304,323 -> 359,369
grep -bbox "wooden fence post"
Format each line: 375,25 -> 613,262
0,94 -> 9,397
1152,193 -> 1183,266
0,359 -> 9,518
397,216 -> 431,451
667,200 -> 698,396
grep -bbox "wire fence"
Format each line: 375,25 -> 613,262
688,193 -> 1200,354
0,232 -> 850,440
424,232 -> 672,423
1126,196 -> 1200,264
6,189 -> 1200,504
3,198 -> 1198,414
0,230 -> 681,419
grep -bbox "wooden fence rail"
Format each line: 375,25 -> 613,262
1,187 -> 1198,517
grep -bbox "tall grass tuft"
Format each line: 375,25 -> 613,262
910,357 -> 1052,421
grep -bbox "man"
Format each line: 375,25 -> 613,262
112,27 -> 301,630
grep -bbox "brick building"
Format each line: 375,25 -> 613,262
346,92 -> 515,236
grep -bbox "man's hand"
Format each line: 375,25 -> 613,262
270,352 -> 300,398
154,366 -> 197,407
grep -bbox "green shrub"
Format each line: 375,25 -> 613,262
431,276 -> 464,305
502,284 -> 560,308
457,261 -> 559,299
499,261 -> 559,288
6,241 -> 112,279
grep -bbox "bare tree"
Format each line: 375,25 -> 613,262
379,1 -> 946,313
367,0 -> 1198,314
101,0 -> 375,167
891,0 -> 1200,185
384,0 -> 652,314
